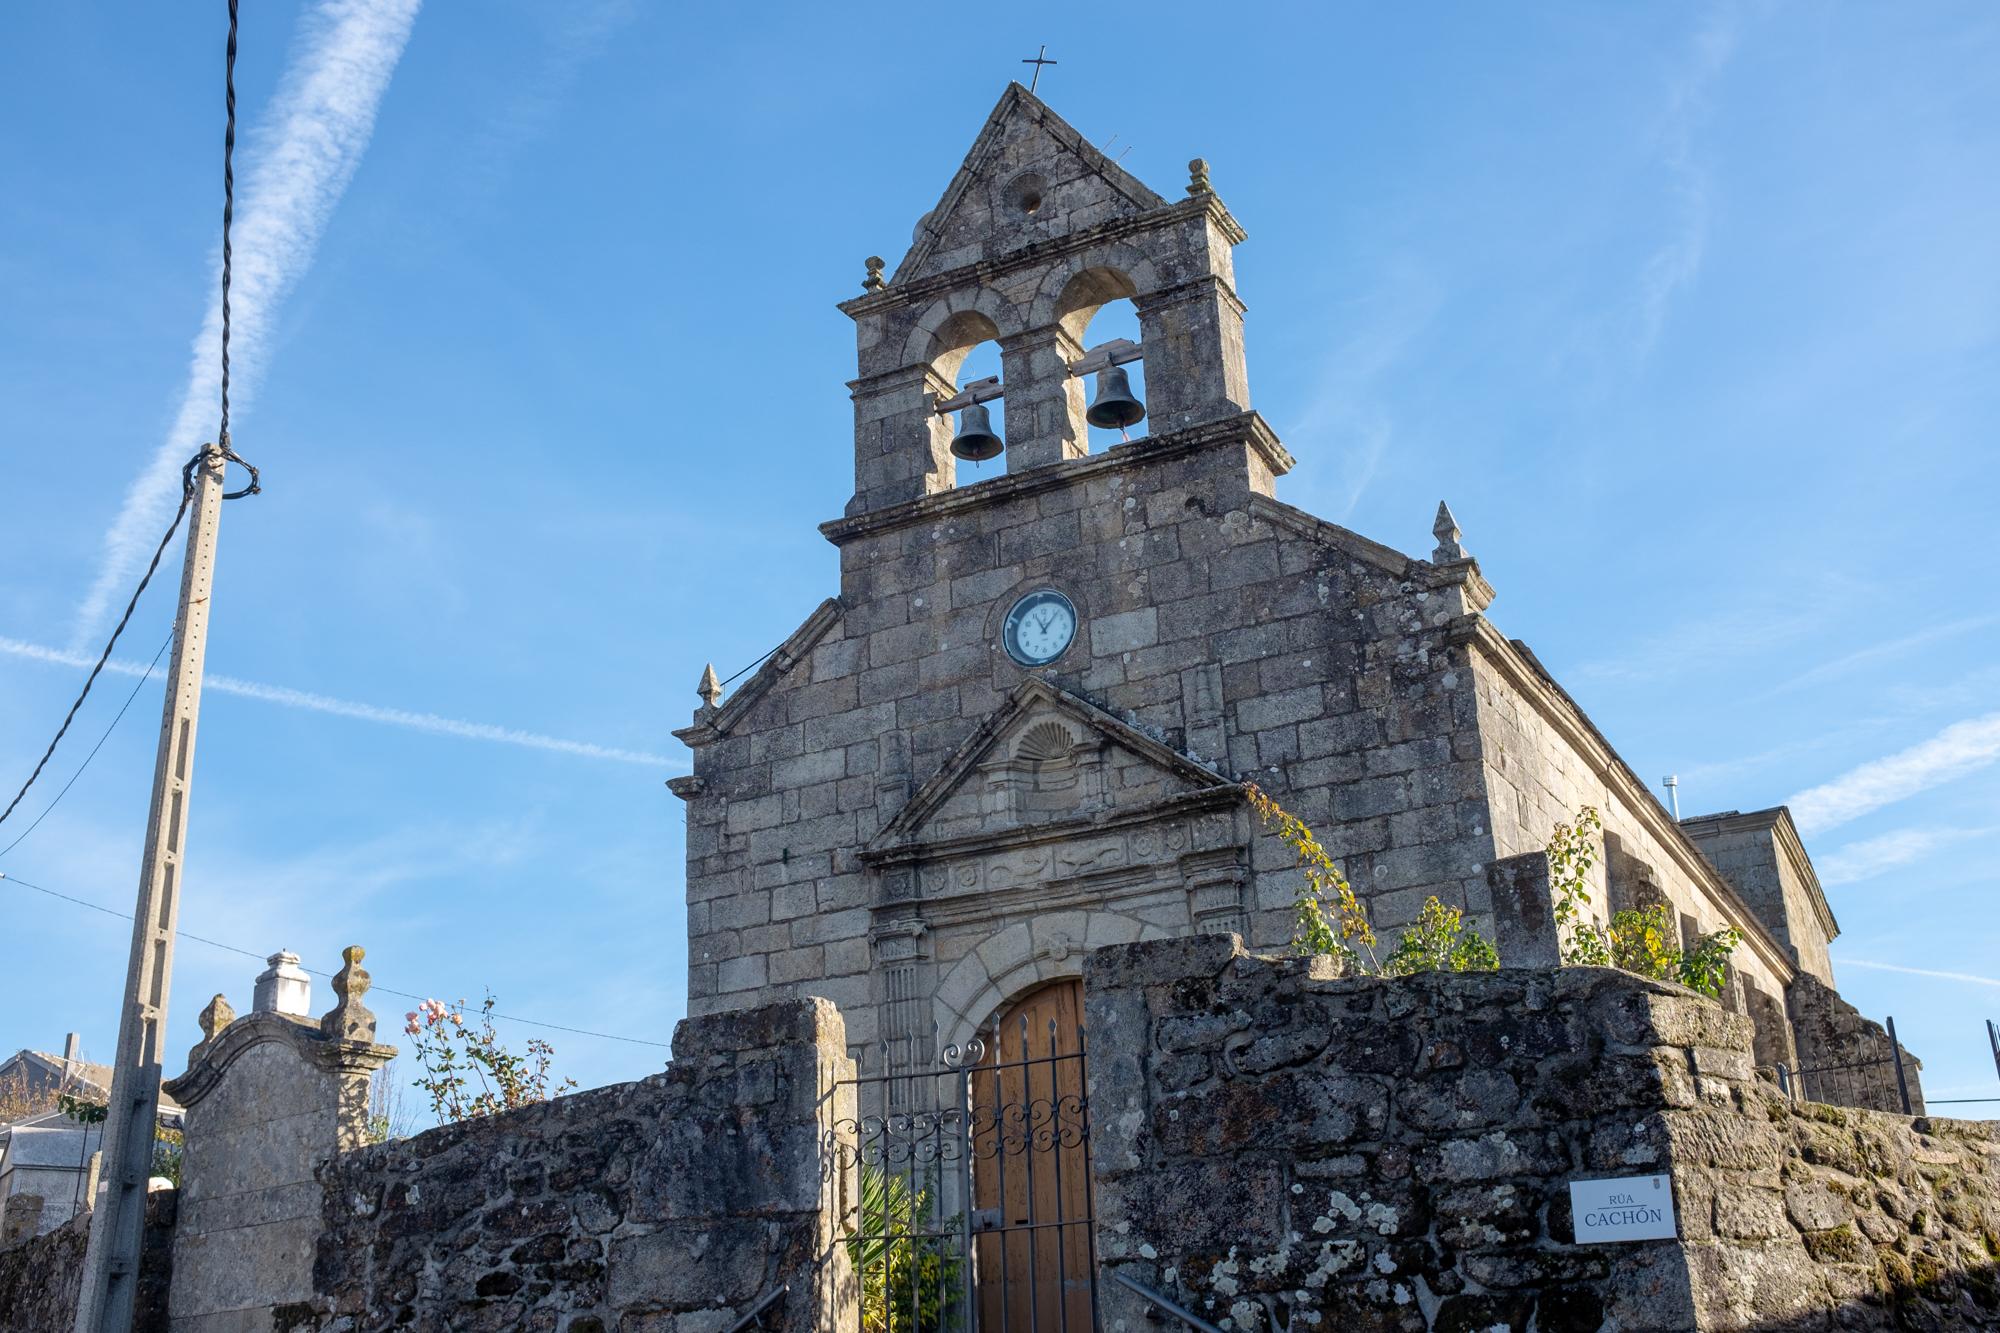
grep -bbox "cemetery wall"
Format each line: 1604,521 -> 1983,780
1788,970 -> 1927,1114
0,1188 -> 175,1333
1084,934 -> 2000,1332
294,999 -> 854,1332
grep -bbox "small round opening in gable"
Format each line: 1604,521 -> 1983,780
1006,172 -> 1047,218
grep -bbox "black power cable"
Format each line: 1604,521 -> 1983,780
2,0 -> 260,833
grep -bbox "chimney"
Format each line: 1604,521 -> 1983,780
253,950 -> 313,1017
63,1032 -> 81,1069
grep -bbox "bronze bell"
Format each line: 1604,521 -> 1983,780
1085,364 -> 1146,431
950,401 -> 1003,462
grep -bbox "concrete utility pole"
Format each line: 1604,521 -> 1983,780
73,444 -> 231,1333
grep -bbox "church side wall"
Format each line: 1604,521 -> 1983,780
1464,636 -> 1795,1008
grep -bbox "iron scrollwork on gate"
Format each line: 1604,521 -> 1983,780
822,1017 -> 1100,1331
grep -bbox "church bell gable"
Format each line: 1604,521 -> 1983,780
892,84 -> 1169,284
836,85 -> 1255,517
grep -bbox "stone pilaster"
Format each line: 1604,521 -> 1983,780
847,363 -> 956,514
1135,273 -> 1250,434
998,324 -> 1087,471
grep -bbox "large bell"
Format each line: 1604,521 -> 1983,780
950,402 -> 1004,462
1085,364 -> 1146,431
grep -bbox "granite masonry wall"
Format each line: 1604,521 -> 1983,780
1465,635 -> 1797,1013
293,1000 -> 855,1332
0,1189 -> 175,1333
1788,972 -> 1926,1115
1083,935 -> 2000,1332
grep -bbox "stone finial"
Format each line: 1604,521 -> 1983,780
1432,500 -> 1467,563
698,662 -> 723,709
1187,158 -> 1213,196
199,993 -> 234,1044
862,255 -> 886,292
189,992 -> 234,1066
320,945 -> 377,1043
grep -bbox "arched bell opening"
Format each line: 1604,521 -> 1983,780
1055,267 -> 1148,452
926,308 -> 1008,481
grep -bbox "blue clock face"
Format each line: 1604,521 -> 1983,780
1003,589 -> 1077,666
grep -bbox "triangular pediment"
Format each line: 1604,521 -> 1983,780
865,678 -> 1233,858
892,83 -> 1169,284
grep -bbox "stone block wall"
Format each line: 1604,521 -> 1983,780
295,999 -> 855,1331
679,427 -> 1504,1056
163,995 -> 396,1329
1680,807 -> 1838,986
1788,971 -> 1926,1114
1464,633 -> 1798,1018
0,1189 -> 174,1333
1083,935 -> 2000,1331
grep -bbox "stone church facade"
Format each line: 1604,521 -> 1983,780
672,85 -> 1865,1089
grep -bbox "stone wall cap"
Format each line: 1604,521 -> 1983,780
164,1010 -> 395,1108
669,997 -> 847,1062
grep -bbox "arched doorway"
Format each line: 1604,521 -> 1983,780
970,978 -> 1095,1330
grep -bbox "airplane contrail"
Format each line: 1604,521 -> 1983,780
72,0 -> 424,647
0,637 -> 673,769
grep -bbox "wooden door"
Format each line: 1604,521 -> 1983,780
971,978 -> 1095,1331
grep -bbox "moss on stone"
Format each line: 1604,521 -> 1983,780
1802,1223 -> 1868,1265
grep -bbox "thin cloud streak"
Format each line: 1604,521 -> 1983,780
1841,959 -> 2000,991
0,637 -> 673,768
1787,712 -> 2000,835
1759,615 -> 1999,700
1817,825 -> 1996,887
71,0 -> 423,647
1633,7 -> 1737,355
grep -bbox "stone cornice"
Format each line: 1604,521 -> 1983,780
1679,806 -> 1840,945
865,676 -> 1237,862
844,194 -> 1246,320
164,1011 -> 394,1109
820,412 -> 1292,546
1448,615 -> 1798,985
673,598 -> 844,748
1245,495 -> 1419,580
862,784 -> 1243,872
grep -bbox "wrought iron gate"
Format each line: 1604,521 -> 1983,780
823,1004 -> 1100,1331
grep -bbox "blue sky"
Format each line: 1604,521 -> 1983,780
2,2 -> 1996,1112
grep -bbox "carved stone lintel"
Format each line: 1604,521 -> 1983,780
320,945 -> 377,1043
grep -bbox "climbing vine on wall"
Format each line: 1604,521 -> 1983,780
1245,783 -> 1497,975
1547,805 -> 1742,999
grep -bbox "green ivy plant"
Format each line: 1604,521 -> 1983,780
1246,783 -> 1499,976
1548,806 -> 1609,966
1382,896 -> 1501,976
1546,806 -> 1742,999
851,1162 -> 961,1333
